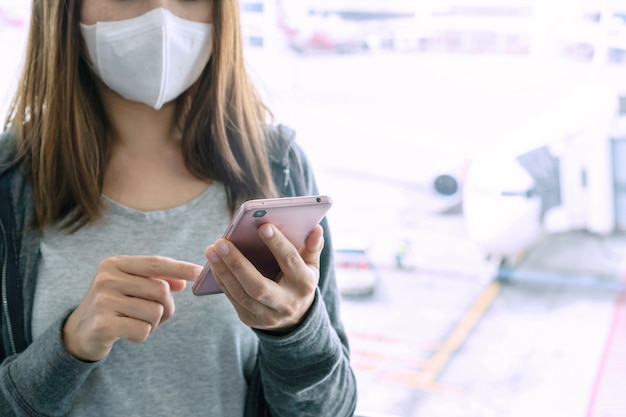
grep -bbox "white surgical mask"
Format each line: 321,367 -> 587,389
80,8 -> 212,110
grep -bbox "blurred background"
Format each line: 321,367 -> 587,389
2,1 -> 626,416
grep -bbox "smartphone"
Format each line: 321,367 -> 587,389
192,195 -> 333,296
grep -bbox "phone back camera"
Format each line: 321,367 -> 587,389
253,210 -> 267,218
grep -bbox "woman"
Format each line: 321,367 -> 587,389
0,0 -> 357,416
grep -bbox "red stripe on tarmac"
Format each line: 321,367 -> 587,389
586,290 -> 626,417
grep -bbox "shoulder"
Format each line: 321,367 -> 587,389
0,129 -> 20,178
0,129 -> 33,226
265,124 -> 295,164
264,124 -> 317,197
265,124 -> 311,165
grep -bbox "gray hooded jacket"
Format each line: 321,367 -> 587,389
0,125 -> 357,416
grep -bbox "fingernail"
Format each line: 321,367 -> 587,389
261,224 -> 274,238
207,248 -> 220,263
216,241 -> 230,256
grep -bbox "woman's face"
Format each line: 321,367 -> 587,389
80,0 -> 213,25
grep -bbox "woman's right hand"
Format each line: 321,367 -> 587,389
63,256 -> 202,362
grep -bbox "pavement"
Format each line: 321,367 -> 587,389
341,213 -> 626,417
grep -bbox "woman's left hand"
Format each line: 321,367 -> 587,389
205,224 -> 323,333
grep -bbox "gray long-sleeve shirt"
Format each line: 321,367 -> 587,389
0,125 -> 357,416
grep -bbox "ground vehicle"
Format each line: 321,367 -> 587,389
278,0 -> 416,53
334,248 -> 379,296
283,11 -> 368,53
0,2 -> 27,29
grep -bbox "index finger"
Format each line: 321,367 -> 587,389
108,256 -> 203,281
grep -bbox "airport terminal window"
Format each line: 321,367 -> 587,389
3,1 -> 626,417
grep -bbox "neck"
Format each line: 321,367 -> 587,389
101,85 -> 180,151
99,85 -> 210,211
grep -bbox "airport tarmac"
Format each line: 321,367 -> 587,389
338,207 -> 626,417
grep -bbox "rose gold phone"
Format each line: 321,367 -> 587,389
192,195 -> 333,296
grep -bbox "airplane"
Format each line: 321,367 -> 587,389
462,81 -> 625,283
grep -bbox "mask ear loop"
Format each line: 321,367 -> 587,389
79,23 -> 101,76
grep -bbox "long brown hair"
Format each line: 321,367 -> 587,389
5,0 -> 277,231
